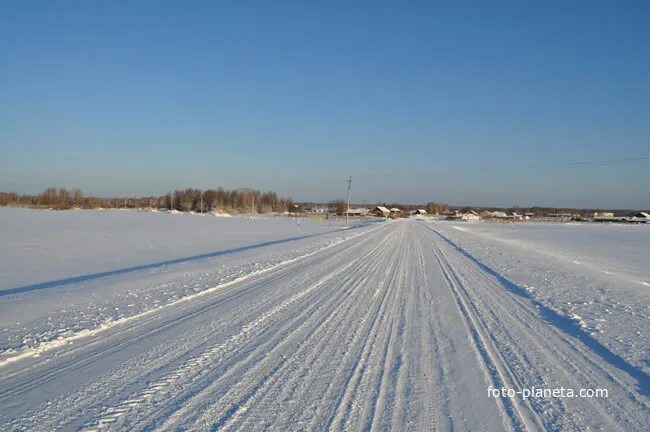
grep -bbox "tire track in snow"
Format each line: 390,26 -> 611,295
5,225 -> 383,431
83,224 -> 393,431
429,235 -> 544,431
3,243 -> 368,427
181,228 -> 399,431
423,223 -> 649,431
229,230 -> 403,430
0,228 -> 375,370
229,228 -> 404,430
325,226 -> 408,431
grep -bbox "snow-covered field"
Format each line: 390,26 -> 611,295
0,207 -> 354,293
0,210 -> 648,431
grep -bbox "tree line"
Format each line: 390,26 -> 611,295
0,187 -> 295,214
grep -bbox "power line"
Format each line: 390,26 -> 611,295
460,156 -> 650,175
523,156 -> 650,170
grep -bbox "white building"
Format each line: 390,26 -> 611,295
343,208 -> 369,216
480,210 -> 507,219
626,212 -> 649,223
462,210 -> 480,221
372,206 -> 390,217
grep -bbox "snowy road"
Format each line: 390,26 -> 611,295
1,220 -> 648,431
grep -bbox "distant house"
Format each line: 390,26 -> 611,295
343,208 -> 369,216
479,210 -> 525,221
371,206 -> 390,217
303,206 -> 326,213
443,211 -> 462,220
462,210 -> 480,221
593,212 -> 624,222
626,212 -> 649,223
413,209 -> 427,215
480,210 -> 507,219
390,208 -> 402,214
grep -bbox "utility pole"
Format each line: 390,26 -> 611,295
200,192 -> 203,214
346,176 -> 352,227
251,195 -> 255,216
170,191 -> 173,211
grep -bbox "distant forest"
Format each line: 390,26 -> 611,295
0,187 -> 295,213
1,189 -> 643,216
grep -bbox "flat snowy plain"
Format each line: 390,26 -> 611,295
0,208 -> 648,431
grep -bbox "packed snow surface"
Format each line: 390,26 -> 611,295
0,213 -> 648,431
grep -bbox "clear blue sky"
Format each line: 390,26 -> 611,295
2,1 -> 649,208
